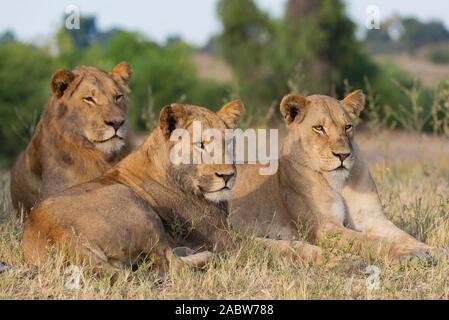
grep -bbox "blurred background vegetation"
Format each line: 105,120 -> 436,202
1,0 -> 449,167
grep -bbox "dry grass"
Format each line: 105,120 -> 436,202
0,130 -> 448,300
375,54 -> 449,87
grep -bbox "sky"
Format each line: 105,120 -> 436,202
1,0 -> 449,46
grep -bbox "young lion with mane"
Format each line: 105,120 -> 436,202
23,101 -> 244,272
11,62 -> 133,214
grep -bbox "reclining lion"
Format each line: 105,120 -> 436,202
10,62 -> 133,214
23,101 -> 244,272
231,91 -> 445,262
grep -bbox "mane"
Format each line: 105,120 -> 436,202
28,94 -> 123,179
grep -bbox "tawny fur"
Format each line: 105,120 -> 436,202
22,101 -> 244,272
10,62 -> 133,214
231,91 -> 446,263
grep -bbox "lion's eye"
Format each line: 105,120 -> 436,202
115,94 -> 124,103
313,125 -> 324,133
345,124 -> 353,132
83,97 -> 95,104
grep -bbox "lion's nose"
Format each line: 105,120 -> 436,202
332,152 -> 350,161
105,119 -> 125,131
215,171 -> 235,184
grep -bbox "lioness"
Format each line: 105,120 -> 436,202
231,91 -> 444,262
23,101 -> 244,271
10,62 -> 133,213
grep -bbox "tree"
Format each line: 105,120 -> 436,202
365,16 -> 449,53
0,31 -> 15,45
216,0 -> 377,118
0,42 -> 54,164
277,0 -> 376,94
64,16 -> 98,49
217,0 -> 275,113
401,18 -> 449,51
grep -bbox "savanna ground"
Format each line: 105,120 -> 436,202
0,130 -> 448,299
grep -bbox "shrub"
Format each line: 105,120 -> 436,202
0,42 -> 54,166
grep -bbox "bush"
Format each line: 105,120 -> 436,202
0,42 -> 54,166
428,46 -> 449,64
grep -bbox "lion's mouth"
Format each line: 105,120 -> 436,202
95,135 -> 124,144
203,187 -> 232,203
322,164 -> 348,172
202,186 -> 231,194
214,186 -> 231,192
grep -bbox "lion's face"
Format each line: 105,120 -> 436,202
50,62 -> 132,154
280,91 -> 365,177
157,101 -> 244,203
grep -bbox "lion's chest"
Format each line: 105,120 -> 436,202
330,198 -> 347,225
321,171 -> 350,225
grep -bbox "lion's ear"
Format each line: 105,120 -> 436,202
217,100 -> 244,129
111,61 -> 132,84
341,90 -> 365,120
280,94 -> 307,125
159,104 -> 187,139
51,69 -> 75,98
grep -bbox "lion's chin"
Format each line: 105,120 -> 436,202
203,188 -> 232,203
321,168 -> 351,191
95,137 -> 125,155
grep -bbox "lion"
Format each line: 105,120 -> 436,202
10,62 -> 133,214
231,91 -> 447,263
22,101 -> 244,272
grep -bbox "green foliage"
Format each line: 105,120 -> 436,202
369,61 -> 414,114
217,0 -> 377,120
388,80 -> 433,133
401,18 -> 449,52
281,0 -> 377,94
361,77 -> 392,134
0,41 -> 54,164
217,0 -> 274,112
360,64 -> 449,137
431,80 -> 449,135
0,31 -> 15,45
427,46 -> 449,64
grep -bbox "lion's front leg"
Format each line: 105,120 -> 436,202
315,222 -> 432,262
341,159 -> 433,253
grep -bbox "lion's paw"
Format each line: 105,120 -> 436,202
393,247 -> 432,264
173,247 -> 213,269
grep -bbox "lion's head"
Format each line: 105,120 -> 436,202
280,91 -> 365,186
150,101 -> 244,203
48,62 -> 132,154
